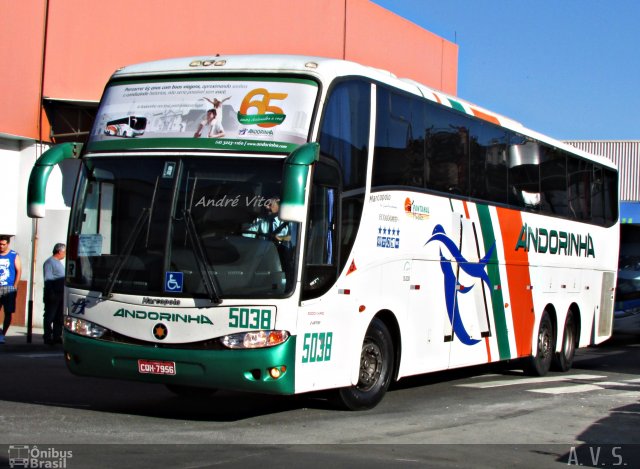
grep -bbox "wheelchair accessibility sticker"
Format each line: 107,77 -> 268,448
165,272 -> 184,293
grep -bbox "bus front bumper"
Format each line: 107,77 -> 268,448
62,331 -> 296,395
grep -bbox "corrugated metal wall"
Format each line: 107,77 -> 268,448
565,141 -> 640,201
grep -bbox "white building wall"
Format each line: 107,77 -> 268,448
2,138 -> 75,328
0,140 -> 22,235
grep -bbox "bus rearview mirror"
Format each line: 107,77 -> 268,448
280,143 -> 319,223
27,142 -> 83,218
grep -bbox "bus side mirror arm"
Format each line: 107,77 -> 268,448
27,142 -> 83,218
280,143 -> 319,223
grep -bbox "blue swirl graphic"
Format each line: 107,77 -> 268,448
426,224 -> 495,346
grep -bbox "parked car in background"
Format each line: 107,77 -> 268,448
614,256 -> 640,335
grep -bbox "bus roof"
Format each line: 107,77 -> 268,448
111,54 -> 616,170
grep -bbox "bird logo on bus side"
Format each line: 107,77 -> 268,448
426,224 -> 495,345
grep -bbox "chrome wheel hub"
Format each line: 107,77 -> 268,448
358,341 -> 382,391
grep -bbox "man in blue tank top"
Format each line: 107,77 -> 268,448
0,235 -> 22,344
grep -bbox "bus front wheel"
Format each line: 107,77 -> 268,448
335,318 -> 394,411
525,311 -> 554,376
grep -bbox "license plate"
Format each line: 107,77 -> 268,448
138,359 -> 176,375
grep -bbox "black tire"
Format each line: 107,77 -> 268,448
552,310 -> 576,372
165,384 -> 217,398
335,318 -> 394,411
525,311 -> 554,376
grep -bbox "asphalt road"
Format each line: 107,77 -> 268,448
1,331 -> 639,468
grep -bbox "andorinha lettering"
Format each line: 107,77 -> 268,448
240,128 -> 274,135
515,223 -> 595,258
113,308 -> 213,325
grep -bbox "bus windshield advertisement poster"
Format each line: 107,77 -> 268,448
88,78 -> 318,153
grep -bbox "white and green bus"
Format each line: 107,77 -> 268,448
28,55 -> 619,410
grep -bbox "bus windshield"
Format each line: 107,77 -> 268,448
67,156 -> 298,299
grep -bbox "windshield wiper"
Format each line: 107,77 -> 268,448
103,208 -> 150,298
183,208 -> 222,304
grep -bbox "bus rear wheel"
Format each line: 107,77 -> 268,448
335,318 -> 394,411
552,310 -> 576,372
525,311 -> 554,377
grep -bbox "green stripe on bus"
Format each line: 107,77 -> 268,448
64,332 -> 297,395
447,98 -> 466,114
86,138 -> 299,153
476,204 -> 511,360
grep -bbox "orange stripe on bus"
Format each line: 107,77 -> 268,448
496,207 -> 535,357
484,336 -> 492,362
471,107 -> 501,126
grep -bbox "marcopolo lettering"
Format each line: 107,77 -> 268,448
515,223 -> 595,258
142,297 -> 181,306
114,308 -> 213,325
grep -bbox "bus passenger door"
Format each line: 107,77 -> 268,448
404,259 -> 452,375
448,212 -> 492,368
296,161 -> 350,392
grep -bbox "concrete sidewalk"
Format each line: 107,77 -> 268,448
1,325 -> 58,352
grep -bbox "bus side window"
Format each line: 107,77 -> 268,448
468,120 -> 508,204
590,165 -> 618,225
372,87 -> 425,188
306,185 -> 336,266
539,147 -> 568,217
603,167 -> 618,225
424,106 -> 470,196
567,158 -> 592,220
508,135 -> 541,210
302,163 -> 339,300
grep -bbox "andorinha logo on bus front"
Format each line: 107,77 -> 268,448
404,197 -> 430,220
238,128 -> 275,137
113,308 -> 214,325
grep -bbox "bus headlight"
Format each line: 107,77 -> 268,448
64,316 -> 107,338
221,330 -> 289,349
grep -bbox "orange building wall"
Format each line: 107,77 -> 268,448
346,1 -> 458,94
0,0 -> 47,139
0,0 -> 457,141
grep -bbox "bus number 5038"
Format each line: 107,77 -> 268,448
228,307 -> 272,329
302,332 -> 333,363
